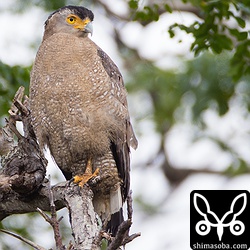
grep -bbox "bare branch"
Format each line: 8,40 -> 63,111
107,220 -> 131,250
1,87 -> 47,196
123,232 -> 141,245
36,207 -> 52,222
8,86 -> 25,117
0,179 -> 66,220
64,185 -> 101,250
0,229 -> 47,250
37,177 -> 66,250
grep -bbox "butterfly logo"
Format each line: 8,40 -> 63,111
193,192 -> 246,241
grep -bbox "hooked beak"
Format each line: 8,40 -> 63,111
84,22 -> 93,36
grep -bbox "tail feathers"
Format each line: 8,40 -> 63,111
108,187 -> 124,236
93,187 -> 124,236
108,208 -> 124,236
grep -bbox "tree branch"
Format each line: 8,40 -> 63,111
0,229 -> 47,250
36,177 -> 65,250
1,87 -> 47,196
64,185 -> 101,250
0,179 -> 66,220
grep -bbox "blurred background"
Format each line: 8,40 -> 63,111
0,0 -> 250,249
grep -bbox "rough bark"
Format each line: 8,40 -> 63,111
64,185 -> 101,250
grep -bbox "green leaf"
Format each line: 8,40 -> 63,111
164,4 -> 172,13
235,16 -> 246,28
217,34 -> 233,50
168,29 -> 175,38
128,0 -> 138,10
210,43 -> 223,54
0,61 -> 30,119
101,238 -> 108,250
229,28 -> 248,41
230,40 -> 250,80
133,4 -> 160,23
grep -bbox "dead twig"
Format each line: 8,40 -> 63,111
37,177 -> 65,250
107,220 -> 132,250
122,232 -> 141,245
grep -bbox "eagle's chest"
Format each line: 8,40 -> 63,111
30,34 -> 120,157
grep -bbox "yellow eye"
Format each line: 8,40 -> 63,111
67,16 -> 76,24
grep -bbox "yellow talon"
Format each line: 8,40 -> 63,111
73,159 -> 100,187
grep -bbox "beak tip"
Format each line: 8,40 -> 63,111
85,22 -> 93,36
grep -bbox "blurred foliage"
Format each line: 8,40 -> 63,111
0,61 -> 30,119
1,0 -> 249,119
129,0 -> 250,81
134,195 -> 162,215
126,53 -> 236,133
0,214 -> 36,250
126,51 -> 250,176
11,0 -> 83,12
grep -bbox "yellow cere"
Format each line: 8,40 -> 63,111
66,15 -> 91,30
